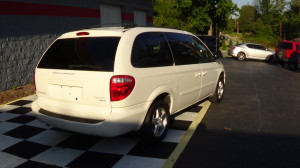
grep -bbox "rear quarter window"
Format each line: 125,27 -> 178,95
131,32 -> 173,68
38,37 -> 120,71
296,44 -> 300,51
278,42 -> 293,50
165,33 -> 214,65
164,32 -> 200,65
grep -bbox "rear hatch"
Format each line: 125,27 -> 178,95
35,34 -> 121,120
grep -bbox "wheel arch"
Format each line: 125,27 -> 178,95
237,51 -> 247,57
135,87 -> 174,131
146,85 -> 177,114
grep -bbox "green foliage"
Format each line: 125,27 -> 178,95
224,0 -> 300,47
222,41 -> 227,50
283,0 -> 300,39
153,0 -> 238,34
226,18 -> 235,33
238,5 -> 256,33
228,39 -> 233,47
11,85 -> 18,90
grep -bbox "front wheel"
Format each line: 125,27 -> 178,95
209,77 -> 225,103
141,99 -> 170,142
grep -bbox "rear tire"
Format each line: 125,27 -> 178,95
141,99 -> 170,142
237,52 -> 246,61
209,76 -> 225,103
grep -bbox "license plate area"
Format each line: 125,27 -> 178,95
48,84 -> 82,102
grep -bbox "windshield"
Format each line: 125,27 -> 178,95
38,37 -> 120,71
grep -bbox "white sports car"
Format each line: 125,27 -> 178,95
228,43 -> 274,61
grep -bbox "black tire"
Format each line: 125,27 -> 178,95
141,99 -> 170,142
294,57 -> 300,70
209,76 -> 225,103
267,54 -> 275,63
278,60 -> 285,67
237,52 -> 246,61
289,53 -> 300,69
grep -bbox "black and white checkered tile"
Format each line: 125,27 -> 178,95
0,95 -> 203,168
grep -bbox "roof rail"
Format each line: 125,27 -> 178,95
81,23 -> 138,29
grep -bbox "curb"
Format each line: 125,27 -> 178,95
0,94 -> 36,107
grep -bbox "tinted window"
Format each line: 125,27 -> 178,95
246,44 -> 254,48
198,36 -> 216,46
278,42 -> 293,50
164,33 -> 201,65
131,32 -> 173,68
296,44 -> 300,51
191,36 -> 215,63
254,45 -> 266,50
38,37 -> 120,71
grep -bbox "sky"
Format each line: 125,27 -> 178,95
232,0 -> 253,8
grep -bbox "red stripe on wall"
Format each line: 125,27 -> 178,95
0,1 -> 100,18
122,13 -> 134,21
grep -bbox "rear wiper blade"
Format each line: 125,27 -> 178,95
68,65 -> 102,70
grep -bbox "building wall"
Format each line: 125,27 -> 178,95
0,0 -> 152,91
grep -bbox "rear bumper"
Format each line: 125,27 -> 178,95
31,100 -> 151,137
227,50 -> 236,57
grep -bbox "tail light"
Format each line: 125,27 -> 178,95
231,46 -> 236,50
110,75 -> 135,101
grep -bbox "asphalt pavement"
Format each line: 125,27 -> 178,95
174,58 -> 300,168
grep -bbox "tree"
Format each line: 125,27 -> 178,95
153,0 -> 237,34
238,5 -> 256,33
153,0 -> 211,33
209,0 -> 238,32
284,0 -> 300,39
254,0 -> 287,38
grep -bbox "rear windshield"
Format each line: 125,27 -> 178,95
38,37 -> 120,71
278,42 -> 293,50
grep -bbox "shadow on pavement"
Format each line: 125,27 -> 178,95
174,123 -> 300,168
174,58 -> 300,168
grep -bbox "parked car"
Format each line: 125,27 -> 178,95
31,27 -> 225,142
197,35 -> 223,58
275,40 -> 300,68
228,43 -> 274,61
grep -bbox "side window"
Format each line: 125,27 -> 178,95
164,32 -> 200,65
296,44 -> 300,51
190,36 -> 215,63
131,32 -> 173,68
246,44 -> 254,49
256,45 -> 266,50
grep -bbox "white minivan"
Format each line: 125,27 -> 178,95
32,27 -> 225,142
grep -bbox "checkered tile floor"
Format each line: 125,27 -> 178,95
0,95 -> 203,168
